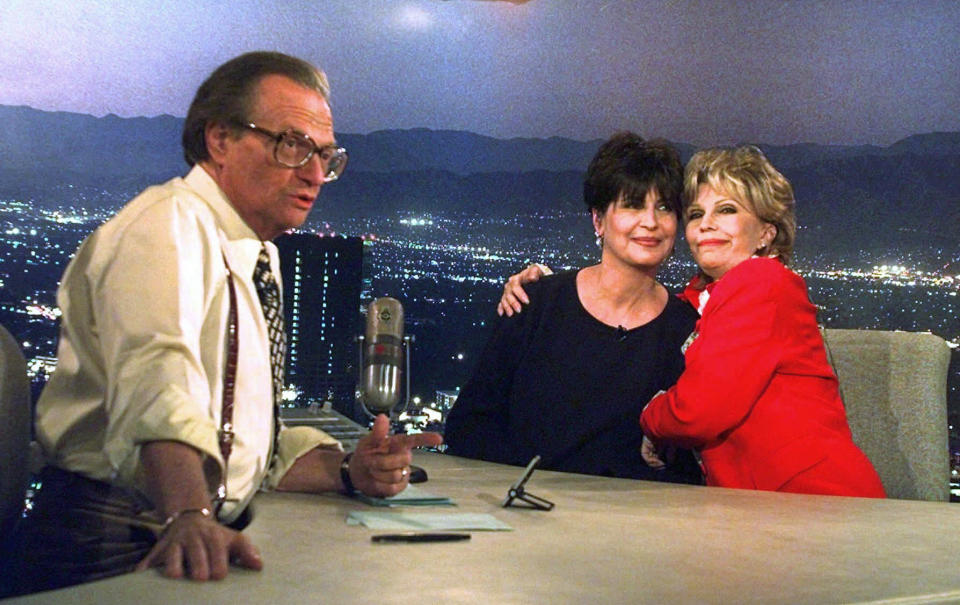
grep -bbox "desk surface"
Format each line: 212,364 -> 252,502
12,452 -> 960,604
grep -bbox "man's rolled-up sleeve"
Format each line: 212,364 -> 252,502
264,425 -> 343,489
91,199 -> 226,488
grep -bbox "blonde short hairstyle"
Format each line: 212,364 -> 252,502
683,146 -> 796,264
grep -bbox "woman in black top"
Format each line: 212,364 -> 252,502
445,132 -> 701,483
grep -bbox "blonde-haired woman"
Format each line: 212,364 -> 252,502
639,146 -> 884,496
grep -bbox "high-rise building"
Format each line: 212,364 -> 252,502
435,389 -> 460,422
275,233 -> 363,420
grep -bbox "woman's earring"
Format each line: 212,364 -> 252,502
595,232 -> 603,248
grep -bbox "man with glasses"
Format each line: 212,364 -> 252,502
10,52 -> 442,595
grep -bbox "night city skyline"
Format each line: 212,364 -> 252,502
1,115 -> 956,411
2,6 -> 959,601
0,0 -> 957,479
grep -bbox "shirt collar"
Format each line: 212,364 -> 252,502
184,165 -> 280,276
679,273 -> 720,316
682,255 -> 783,316
185,165 -> 259,241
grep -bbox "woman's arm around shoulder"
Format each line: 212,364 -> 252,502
640,258 -> 797,446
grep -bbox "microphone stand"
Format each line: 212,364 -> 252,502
396,334 -> 428,483
389,334 -> 414,435
356,333 -> 428,484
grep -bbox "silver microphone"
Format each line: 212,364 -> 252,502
359,297 -> 405,415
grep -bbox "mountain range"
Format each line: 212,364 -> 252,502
1,104 -> 958,258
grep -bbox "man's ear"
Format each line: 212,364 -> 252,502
204,122 -> 233,164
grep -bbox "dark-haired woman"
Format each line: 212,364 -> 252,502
445,132 -> 701,483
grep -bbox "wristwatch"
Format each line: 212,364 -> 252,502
339,452 -> 357,496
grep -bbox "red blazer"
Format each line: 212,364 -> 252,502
640,258 -> 885,497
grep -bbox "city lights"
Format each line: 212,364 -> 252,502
0,193 -> 957,457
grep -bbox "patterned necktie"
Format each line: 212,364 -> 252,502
253,245 -> 286,432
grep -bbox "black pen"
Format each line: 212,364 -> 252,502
371,533 -> 471,543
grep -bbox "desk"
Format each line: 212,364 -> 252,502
11,452 -> 960,604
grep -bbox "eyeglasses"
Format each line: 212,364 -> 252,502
242,122 -> 348,182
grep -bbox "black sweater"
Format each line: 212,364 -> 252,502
445,270 -> 702,483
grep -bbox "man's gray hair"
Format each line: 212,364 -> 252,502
182,51 -> 330,167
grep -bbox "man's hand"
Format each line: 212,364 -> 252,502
135,513 -> 262,580
137,440 -> 262,581
349,415 -> 443,497
497,263 -> 550,317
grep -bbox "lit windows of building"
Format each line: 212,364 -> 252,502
276,233 -> 364,421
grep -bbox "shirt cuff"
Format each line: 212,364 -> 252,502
642,389 -> 667,413
116,383 -> 225,492
265,426 -> 342,489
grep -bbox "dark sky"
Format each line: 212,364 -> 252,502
1,0 -> 958,146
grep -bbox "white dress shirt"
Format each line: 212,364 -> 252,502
36,165 -> 338,523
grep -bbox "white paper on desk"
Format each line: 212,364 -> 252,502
354,484 -> 455,507
347,511 -> 513,531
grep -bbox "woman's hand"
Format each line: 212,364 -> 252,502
641,435 -> 666,470
497,264 -> 552,316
